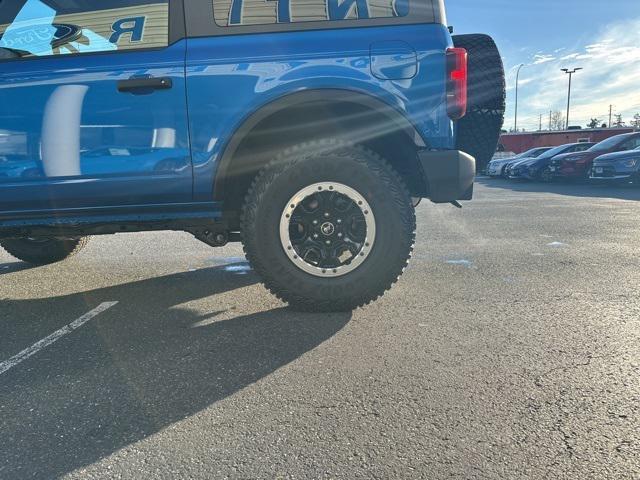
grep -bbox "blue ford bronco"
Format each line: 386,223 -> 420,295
0,0 -> 504,311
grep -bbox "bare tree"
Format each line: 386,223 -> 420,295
632,113 -> 640,129
549,111 -> 566,131
587,118 -> 600,129
613,114 -> 625,128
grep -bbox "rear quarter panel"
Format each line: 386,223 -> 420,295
185,23 -> 453,201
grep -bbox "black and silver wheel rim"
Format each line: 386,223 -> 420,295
279,182 -> 376,278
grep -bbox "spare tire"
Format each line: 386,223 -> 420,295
453,34 -> 506,172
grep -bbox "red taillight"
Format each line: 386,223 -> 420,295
446,47 -> 468,120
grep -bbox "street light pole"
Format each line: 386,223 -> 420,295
561,67 -> 582,130
514,63 -> 525,132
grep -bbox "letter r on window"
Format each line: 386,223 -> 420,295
110,17 -> 146,44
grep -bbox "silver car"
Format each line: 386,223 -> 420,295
487,147 -> 553,177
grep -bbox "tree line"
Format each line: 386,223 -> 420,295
509,112 -> 640,132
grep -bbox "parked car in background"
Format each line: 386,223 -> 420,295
503,150 -> 551,178
523,142 -> 595,181
590,146 -> 640,185
486,147 -> 551,177
548,133 -> 640,181
503,157 -> 530,178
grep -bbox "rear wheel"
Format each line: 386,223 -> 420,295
453,34 -> 506,172
241,141 -> 416,312
0,237 -> 89,265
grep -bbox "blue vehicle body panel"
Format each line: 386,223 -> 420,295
185,24 -> 454,202
0,42 -> 192,213
1,17 -> 456,221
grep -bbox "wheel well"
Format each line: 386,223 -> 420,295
217,94 -> 427,228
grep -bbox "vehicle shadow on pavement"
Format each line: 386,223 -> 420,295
477,177 -> 640,201
0,264 -> 352,479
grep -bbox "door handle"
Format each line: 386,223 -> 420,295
117,77 -> 173,93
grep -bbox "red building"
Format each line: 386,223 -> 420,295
499,127 -> 636,154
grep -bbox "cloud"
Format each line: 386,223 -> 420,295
532,54 -> 556,65
560,52 -> 580,60
505,16 -> 640,130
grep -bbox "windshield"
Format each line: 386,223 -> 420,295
536,145 -> 572,159
519,147 -> 551,158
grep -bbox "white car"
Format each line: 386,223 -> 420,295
486,147 -> 553,177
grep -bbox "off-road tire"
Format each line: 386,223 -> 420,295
0,237 -> 89,265
241,140 -> 416,312
453,34 -> 506,172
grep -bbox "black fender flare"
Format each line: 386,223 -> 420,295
213,88 -> 425,201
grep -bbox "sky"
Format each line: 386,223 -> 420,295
446,0 -> 640,131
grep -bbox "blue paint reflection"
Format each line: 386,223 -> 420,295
0,148 -> 190,181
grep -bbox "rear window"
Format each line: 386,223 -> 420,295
213,0 -> 411,27
525,148 -> 552,158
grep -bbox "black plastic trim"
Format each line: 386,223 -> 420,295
170,0 -> 186,43
117,77 -> 173,92
418,149 -> 475,202
213,88 -> 424,201
0,202 -> 224,239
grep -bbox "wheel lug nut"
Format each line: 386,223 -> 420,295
313,220 -> 318,225
324,212 -> 330,218
338,233 -> 343,238
313,234 -> 319,239
325,240 -> 331,245
337,219 -> 342,224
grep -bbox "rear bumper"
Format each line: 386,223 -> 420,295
418,150 -> 475,203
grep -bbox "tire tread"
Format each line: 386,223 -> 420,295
453,34 -> 506,171
240,140 -> 416,312
0,237 -> 89,265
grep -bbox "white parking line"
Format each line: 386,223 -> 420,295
0,302 -> 118,376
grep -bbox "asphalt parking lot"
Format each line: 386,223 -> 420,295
1,179 -> 639,479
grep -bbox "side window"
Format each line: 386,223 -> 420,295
621,137 -> 640,151
213,0 -> 410,27
0,0 -> 169,59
